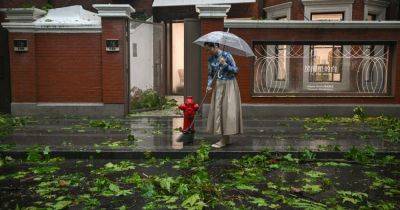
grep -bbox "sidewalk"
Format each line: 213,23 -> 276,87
1,116 -> 399,159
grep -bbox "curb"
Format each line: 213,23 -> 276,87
1,150 -> 400,160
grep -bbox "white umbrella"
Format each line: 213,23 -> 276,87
193,31 -> 255,57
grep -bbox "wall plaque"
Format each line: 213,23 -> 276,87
106,39 -> 119,52
14,39 -> 28,52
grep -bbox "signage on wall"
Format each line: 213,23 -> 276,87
304,65 -> 338,73
106,39 -> 119,52
13,39 -> 28,52
306,84 -> 334,91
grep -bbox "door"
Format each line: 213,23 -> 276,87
129,19 -> 165,96
171,22 -> 185,95
0,26 -> 10,114
153,21 -> 165,96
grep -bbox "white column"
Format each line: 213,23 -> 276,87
196,4 -> 231,18
1,8 -> 46,32
93,4 -> 135,18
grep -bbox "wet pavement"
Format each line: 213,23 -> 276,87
1,116 -> 400,158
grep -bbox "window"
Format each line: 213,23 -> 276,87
364,45 -> 375,82
274,45 -> 287,81
264,2 -> 292,20
253,42 -> 392,96
311,12 -> 344,21
309,45 -> 343,82
275,16 -> 287,20
364,0 -> 389,21
302,0 -> 354,21
367,14 -> 377,21
272,21 -> 288,81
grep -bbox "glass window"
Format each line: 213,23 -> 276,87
311,13 -> 344,21
367,14 -> 377,21
308,45 -> 342,82
274,45 -> 287,81
253,43 -> 392,96
275,16 -> 287,20
364,45 -> 375,82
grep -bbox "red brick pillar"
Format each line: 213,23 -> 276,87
196,5 -> 231,102
2,8 -> 46,104
94,4 -> 135,115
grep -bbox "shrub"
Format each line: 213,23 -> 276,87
367,116 -> 400,143
353,106 -> 366,120
130,88 -> 177,111
0,115 -> 29,139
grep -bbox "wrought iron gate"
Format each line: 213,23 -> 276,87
253,43 -> 391,96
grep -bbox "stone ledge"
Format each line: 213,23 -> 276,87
224,20 -> 400,28
302,0 -> 354,6
202,104 -> 400,118
93,4 -> 135,19
1,150 -> 399,160
2,8 -> 46,23
11,103 -> 125,117
196,4 -> 231,18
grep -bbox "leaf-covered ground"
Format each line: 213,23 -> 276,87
1,145 -> 399,210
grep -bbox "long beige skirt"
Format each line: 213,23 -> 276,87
206,78 -> 243,135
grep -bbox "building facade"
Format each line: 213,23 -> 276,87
1,0 -> 400,117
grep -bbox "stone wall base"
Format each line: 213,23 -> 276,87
11,103 -> 125,117
202,103 -> 400,118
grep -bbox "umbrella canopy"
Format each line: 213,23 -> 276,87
193,31 -> 255,57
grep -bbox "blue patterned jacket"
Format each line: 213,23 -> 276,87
207,50 -> 239,88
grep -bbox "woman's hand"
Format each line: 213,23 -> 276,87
219,57 -> 227,65
206,86 -> 213,92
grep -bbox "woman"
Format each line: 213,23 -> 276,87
204,42 -> 243,148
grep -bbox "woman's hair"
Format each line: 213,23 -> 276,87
204,42 -> 220,48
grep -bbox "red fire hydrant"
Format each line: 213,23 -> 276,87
178,96 -> 199,133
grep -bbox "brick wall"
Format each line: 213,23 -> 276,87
388,0 -> 400,20
8,29 -> 130,104
35,34 -> 102,102
229,2 -> 261,19
8,33 -> 37,102
114,0 -> 153,16
4,6 -> 130,117
353,0 -> 364,20
101,18 -> 128,104
8,33 -> 103,103
2,0 -> 48,8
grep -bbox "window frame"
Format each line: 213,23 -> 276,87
308,45 -> 344,83
310,12 -> 345,21
264,2 -> 292,20
302,0 -> 354,21
251,40 -> 395,98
